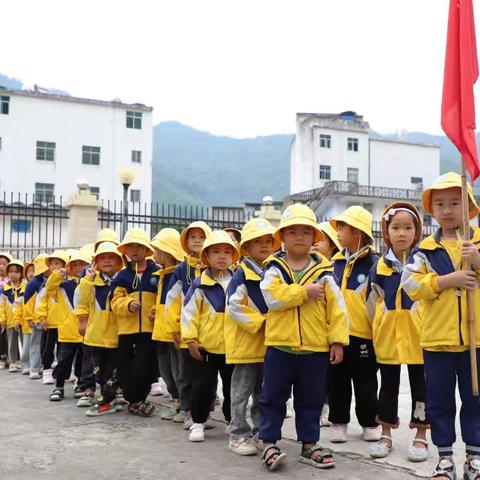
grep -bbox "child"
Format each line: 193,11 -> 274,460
41,250 -> 91,401
0,260 -> 25,373
258,204 -> 349,471
312,222 -> 341,260
182,230 -> 238,442
23,253 -> 49,379
367,202 -> 428,462
150,228 -> 185,419
165,221 -> 212,427
0,252 -> 12,369
225,218 -> 280,455
402,172 -> 480,480
328,206 -> 380,443
111,228 -> 159,417
75,241 -> 123,416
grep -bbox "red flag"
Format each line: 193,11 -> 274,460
441,0 -> 480,180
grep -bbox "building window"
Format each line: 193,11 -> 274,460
347,167 -> 359,184
90,186 -> 100,199
11,219 -> 32,233
319,165 -> 331,180
36,141 -> 56,161
35,182 -> 55,204
1,96 -> 10,115
411,176 -> 423,188
82,145 -> 101,165
131,150 -> 142,163
126,111 -> 142,129
130,189 -> 141,202
347,137 -> 359,152
319,134 -> 331,149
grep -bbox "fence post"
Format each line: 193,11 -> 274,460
65,184 -> 100,248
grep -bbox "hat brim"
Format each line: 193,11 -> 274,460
200,243 -> 240,266
180,225 -> 211,254
118,240 -> 154,257
151,241 -> 185,263
330,216 -> 374,240
423,185 -> 479,220
273,219 -> 324,243
239,232 -> 281,257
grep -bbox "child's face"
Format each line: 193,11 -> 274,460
281,225 -> 315,255
69,260 -> 88,277
244,235 -> 275,264
48,259 -> 65,271
431,187 -> 463,230
387,211 -> 416,254
153,248 -> 177,268
336,222 -> 362,251
312,237 -> 335,259
96,253 -> 119,275
7,265 -> 22,284
26,265 -> 35,281
187,228 -> 206,255
124,243 -> 147,262
0,257 -> 9,276
206,244 -> 234,271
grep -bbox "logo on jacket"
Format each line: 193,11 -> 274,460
357,273 -> 366,284
150,277 -> 159,287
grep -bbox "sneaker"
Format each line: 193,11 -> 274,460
9,364 -> 19,373
160,406 -> 177,420
432,456 -> 456,480
21,368 -> 30,375
229,437 -> 257,456
285,398 -> 294,418
86,401 -> 118,417
29,372 -> 41,380
464,455 -> 480,480
204,415 -> 216,430
183,412 -> 194,430
77,393 -> 95,407
0,361 -> 6,370
362,426 -> 381,442
173,410 -> 186,423
115,392 -> 128,405
42,369 -> 54,385
150,382 -> 164,396
330,424 -> 348,443
49,388 -> 64,402
189,423 -> 205,442
73,385 -> 86,399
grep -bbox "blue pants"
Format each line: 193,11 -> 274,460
424,349 -> 480,456
258,347 -> 329,444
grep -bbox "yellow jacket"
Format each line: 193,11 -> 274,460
0,283 -> 25,329
367,252 -> 423,364
165,256 -> 203,348
225,259 -> 267,364
110,259 -> 160,335
152,266 -> 177,342
181,269 -> 231,354
23,275 -> 46,327
38,270 -> 82,343
401,228 -> 480,349
260,252 -> 349,352
332,246 -> 378,340
74,272 -> 118,348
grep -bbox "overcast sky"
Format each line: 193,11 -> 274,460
1,0 -> 473,138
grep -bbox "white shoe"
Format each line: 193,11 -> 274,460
228,437 -> 257,456
189,423 -> 205,442
330,424 -> 348,443
407,438 -> 428,462
42,369 -> 54,385
464,455 -> 480,480
363,426 -> 381,442
285,398 -> 294,418
9,364 -> 19,373
183,412 -> 194,430
29,372 -> 41,380
150,382 -> 164,396
369,435 -> 393,458
320,404 -> 332,427
76,394 -> 95,408
21,368 -> 30,375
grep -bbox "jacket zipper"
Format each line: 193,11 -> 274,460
297,306 -> 303,346
457,293 -> 464,345
138,275 -> 143,334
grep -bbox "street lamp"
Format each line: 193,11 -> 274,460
117,168 -> 139,239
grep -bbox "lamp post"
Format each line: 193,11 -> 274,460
117,168 -> 139,239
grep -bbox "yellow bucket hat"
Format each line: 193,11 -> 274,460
94,228 -> 120,251
93,241 -> 124,270
318,221 -> 342,251
180,221 -> 212,254
330,206 -> 373,240
67,249 -> 92,267
80,243 -> 96,258
118,228 -> 154,257
422,172 -> 479,220
33,253 -> 49,275
47,250 -> 70,266
200,230 -> 240,266
239,218 -> 281,256
151,228 -> 185,263
0,252 -> 12,263
6,260 -> 24,273
274,204 -> 324,243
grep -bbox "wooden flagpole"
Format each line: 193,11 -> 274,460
461,157 -> 479,397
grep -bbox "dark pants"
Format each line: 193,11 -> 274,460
378,363 -> 428,427
424,349 -> 480,457
117,333 -> 156,404
184,351 -> 233,424
76,345 -> 96,392
53,342 -> 83,388
328,336 -> 378,427
258,347 -> 329,444
0,329 -> 7,363
177,348 -> 193,411
41,328 -> 58,370
156,341 -> 179,399
92,346 -> 118,403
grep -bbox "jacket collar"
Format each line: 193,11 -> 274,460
420,227 -> 480,251
200,268 -> 234,286
242,258 -> 263,281
332,244 -> 373,263
265,251 -> 328,282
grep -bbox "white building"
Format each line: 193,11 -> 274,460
289,112 -> 441,223
0,86 -> 153,204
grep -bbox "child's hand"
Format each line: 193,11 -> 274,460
58,268 -> 67,277
28,321 -> 35,329
78,316 -> 88,336
86,268 -> 96,281
0,323 -> 5,333
148,308 -> 156,321
305,283 -> 324,301
330,343 -> 344,365
440,270 -> 478,291
462,241 -> 480,268
128,300 -> 140,313
14,324 -> 21,333
173,333 -> 181,350
38,319 -> 48,330
188,341 -> 205,362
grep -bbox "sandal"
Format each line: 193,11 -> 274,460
369,435 -> 393,459
407,438 -> 428,463
432,456 -> 456,479
261,444 -> 287,471
49,388 -> 64,402
464,456 -> 480,480
128,401 -> 156,417
298,445 -> 335,469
